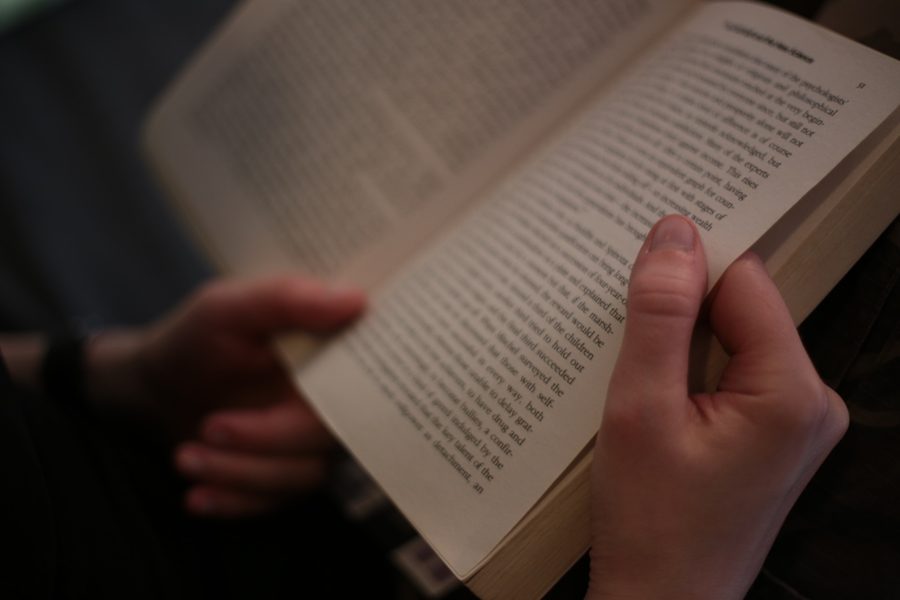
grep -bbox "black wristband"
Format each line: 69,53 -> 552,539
0,347 -> 11,389
40,335 -> 88,413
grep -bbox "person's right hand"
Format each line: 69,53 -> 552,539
587,216 -> 848,599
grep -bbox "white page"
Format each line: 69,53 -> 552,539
297,2 -> 900,578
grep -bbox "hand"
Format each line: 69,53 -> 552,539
586,216 -> 848,599
88,276 -> 365,517
175,396 -> 336,518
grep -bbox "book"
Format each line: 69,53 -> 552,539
143,1 -> 900,598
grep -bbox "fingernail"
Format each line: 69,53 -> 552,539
650,217 -> 696,253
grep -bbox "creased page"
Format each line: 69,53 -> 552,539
147,0 -> 692,288
296,2 -> 900,578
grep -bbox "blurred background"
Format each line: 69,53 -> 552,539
1,1 -> 898,599
0,0 -> 832,333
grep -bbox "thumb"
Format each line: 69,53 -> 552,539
220,276 -> 366,336
610,216 -> 708,401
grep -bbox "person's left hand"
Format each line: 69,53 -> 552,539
87,276 -> 365,517
175,394 -> 339,518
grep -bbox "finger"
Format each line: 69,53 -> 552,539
175,442 -> 329,494
708,253 -> 848,442
610,216 -> 708,401
194,375 -> 297,412
184,484 -> 279,518
207,276 -> 366,336
200,398 -> 335,454
709,253 -> 813,395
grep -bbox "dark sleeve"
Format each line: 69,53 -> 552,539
0,351 -> 180,599
0,354 -> 56,599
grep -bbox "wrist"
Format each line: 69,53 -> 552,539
0,334 -> 45,392
83,329 -> 155,414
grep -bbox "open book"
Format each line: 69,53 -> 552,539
144,1 -> 900,597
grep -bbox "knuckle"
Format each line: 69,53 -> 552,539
823,386 -> 849,442
600,398 -> 636,432
628,271 -> 701,320
601,386 -> 658,441
775,374 -> 845,440
786,384 -> 824,430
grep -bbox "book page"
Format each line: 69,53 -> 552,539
145,0 -> 694,288
294,2 -> 900,578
